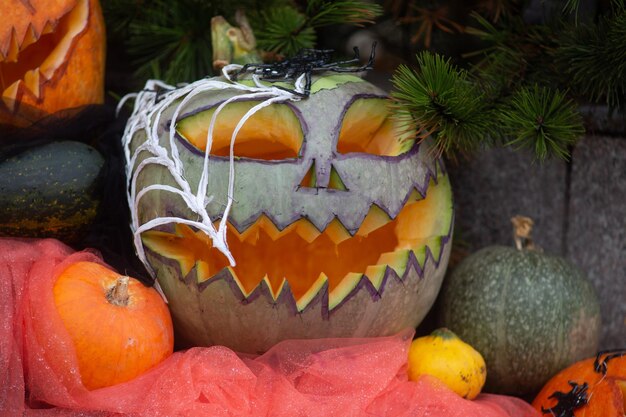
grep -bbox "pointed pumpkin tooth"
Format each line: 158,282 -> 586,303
323,218 -> 351,244
425,236 -> 444,263
264,275 -> 286,300
296,273 -> 327,312
227,266 -> 252,297
329,272 -> 363,310
355,204 -> 391,237
2,80 -> 22,111
260,215 -> 282,241
39,53 -> 59,80
21,24 -> 39,51
365,249 -> 411,289
195,260 -> 212,283
24,69 -> 40,98
378,249 -> 411,278
292,218 -> 322,243
364,264 -> 388,291
42,20 -> 56,35
236,217 -> 261,243
405,187 -> 425,203
6,29 -> 20,62
411,240 -> 445,272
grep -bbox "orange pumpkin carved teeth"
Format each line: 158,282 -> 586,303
0,0 -> 104,124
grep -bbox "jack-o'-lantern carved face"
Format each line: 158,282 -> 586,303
125,74 -> 454,353
0,0 -> 105,126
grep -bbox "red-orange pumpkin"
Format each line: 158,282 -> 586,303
53,261 -> 174,390
532,350 -> 626,417
0,0 -> 106,126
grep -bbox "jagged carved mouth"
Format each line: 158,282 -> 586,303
0,0 -> 88,109
142,171 -> 452,311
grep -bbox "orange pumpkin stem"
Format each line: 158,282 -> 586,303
106,276 -> 130,307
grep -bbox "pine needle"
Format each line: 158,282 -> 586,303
305,1 -> 383,28
390,52 -> 493,157
254,7 -> 316,55
501,85 -> 584,161
555,9 -> 626,109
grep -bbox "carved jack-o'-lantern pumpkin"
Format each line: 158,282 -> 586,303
0,0 -> 105,126
123,72 -> 454,353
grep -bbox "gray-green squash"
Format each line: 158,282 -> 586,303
438,216 -> 601,397
0,141 -> 104,243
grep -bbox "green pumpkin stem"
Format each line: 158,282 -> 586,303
106,276 -> 130,307
511,215 -> 537,251
431,327 -> 458,340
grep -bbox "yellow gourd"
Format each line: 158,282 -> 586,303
408,328 -> 486,399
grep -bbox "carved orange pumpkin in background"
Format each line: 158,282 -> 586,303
0,0 -> 105,126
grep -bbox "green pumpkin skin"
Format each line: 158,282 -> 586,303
0,141 -> 104,243
438,245 -> 601,397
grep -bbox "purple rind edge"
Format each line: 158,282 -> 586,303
326,210 -> 454,316
145,202 -> 453,320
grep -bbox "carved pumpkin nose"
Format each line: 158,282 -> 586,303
298,160 -> 347,191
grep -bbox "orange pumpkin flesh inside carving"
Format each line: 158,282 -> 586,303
145,97 -> 452,309
143,179 -> 449,308
0,0 -> 105,125
177,101 -> 304,160
53,261 -> 174,390
532,352 -> 626,417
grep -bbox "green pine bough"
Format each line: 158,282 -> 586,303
390,51 -> 584,161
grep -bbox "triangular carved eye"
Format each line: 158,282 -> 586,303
299,160 -> 317,188
336,97 -> 415,156
298,161 -> 347,191
176,100 -> 304,160
328,165 -> 347,191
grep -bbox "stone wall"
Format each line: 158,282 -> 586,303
448,134 -> 626,349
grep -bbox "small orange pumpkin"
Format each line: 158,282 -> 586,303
0,0 -> 106,126
532,350 -> 626,417
53,261 -> 174,390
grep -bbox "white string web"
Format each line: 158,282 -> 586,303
120,66 -> 306,277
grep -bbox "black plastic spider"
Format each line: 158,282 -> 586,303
540,349 -> 626,417
593,348 -> 626,375
230,43 -> 377,97
541,381 -> 589,417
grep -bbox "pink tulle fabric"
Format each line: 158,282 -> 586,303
0,238 -> 540,417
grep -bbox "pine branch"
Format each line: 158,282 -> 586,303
555,8 -> 626,108
305,0 -> 383,28
466,6 -> 625,110
390,52 -> 495,157
253,6 -> 316,55
562,0 -> 580,15
390,52 -> 584,161
501,85 -> 584,161
466,13 -> 559,89
254,1 -> 382,55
